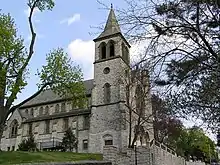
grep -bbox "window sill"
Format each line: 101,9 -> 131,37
38,133 -> 51,135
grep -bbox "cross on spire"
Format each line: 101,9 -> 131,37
94,3 -> 121,40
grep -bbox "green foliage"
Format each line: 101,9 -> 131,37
0,1 -> 85,147
28,0 -> 55,11
18,134 -> 38,151
151,95 -> 218,162
0,12 -> 27,102
120,0 -> 219,132
61,128 -> 77,152
175,127 -> 217,162
152,94 -> 184,145
37,48 -> 86,107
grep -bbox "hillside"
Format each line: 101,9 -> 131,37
0,151 -> 102,165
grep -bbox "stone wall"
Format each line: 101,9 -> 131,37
1,109 -> 23,151
186,162 -> 206,165
1,106 -> 90,153
103,142 -> 206,165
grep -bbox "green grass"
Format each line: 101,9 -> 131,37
0,151 -> 103,165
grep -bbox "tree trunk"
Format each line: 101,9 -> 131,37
128,107 -> 132,148
0,117 -> 6,147
0,106 -> 9,148
131,133 -> 138,148
0,124 -> 4,147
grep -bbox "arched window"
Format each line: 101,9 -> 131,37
145,131 -> 150,143
30,108 -> 34,117
10,120 -> 18,138
104,83 -> 111,104
125,47 -> 129,63
28,123 -> 32,135
39,107 -> 43,116
108,40 -> 115,57
25,109 -> 28,115
61,103 -> 66,112
122,43 -> 125,59
99,42 -> 106,59
45,106 -> 49,115
55,104 -> 60,113
135,85 -> 144,116
121,42 -> 129,63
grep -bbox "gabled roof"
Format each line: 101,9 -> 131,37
20,79 -> 94,108
95,4 -> 121,40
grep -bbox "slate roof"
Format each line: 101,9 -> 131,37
20,79 -> 94,107
95,5 -> 121,40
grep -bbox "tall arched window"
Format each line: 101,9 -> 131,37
104,83 -> 111,104
10,120 -> 18,138
99,42 -> 106,59
135,85 -> 144,116
45,106 -> 49,115
61,103 -> 66,112
108,40 -> 115,57
122,43 -> 125,59
39,107 -> 43,116
125,47 -> 129,63
55,104 -> 60,113
121,42 -> 129,63
30,108 -> 34,117
28,123 -> 32,135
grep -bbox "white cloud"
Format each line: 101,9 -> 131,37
67,39 -> 95,80
67,39 -> 147,79
60,14 -> 81,25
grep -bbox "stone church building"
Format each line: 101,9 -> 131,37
0,6 -> 154,153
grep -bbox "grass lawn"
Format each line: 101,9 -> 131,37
0,151 -> 103,165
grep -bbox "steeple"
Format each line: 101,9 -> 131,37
95,4 -> 121,40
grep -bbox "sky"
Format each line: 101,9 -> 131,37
1,0 -> 128,105
1,0 -> 216,141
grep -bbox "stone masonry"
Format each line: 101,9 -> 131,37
103,141 -> 206,165
1,6 -> 154,154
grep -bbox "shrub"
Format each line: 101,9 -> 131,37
61,128 -> 77,152
18,133 -> 38,151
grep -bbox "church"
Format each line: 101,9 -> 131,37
0,6 -> 154,153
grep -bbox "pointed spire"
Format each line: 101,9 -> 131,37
95,4 -> 121,40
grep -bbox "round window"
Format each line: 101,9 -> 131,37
103,67 -> 110,74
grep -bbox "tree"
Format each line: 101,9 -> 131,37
0,0 -> 85,142
61,128 -> 77,152
152,94 -> 184,146
18,133 -> 37,151
121,67 -> 154,148
175,127 -> 217,162
118,0 -> 220,132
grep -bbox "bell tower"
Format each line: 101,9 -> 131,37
89,5 -> 131,153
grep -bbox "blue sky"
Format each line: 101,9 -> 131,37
1,0 -> 217,141
1,0 -> 128,105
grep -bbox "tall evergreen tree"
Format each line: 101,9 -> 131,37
61,128 -> 77,152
